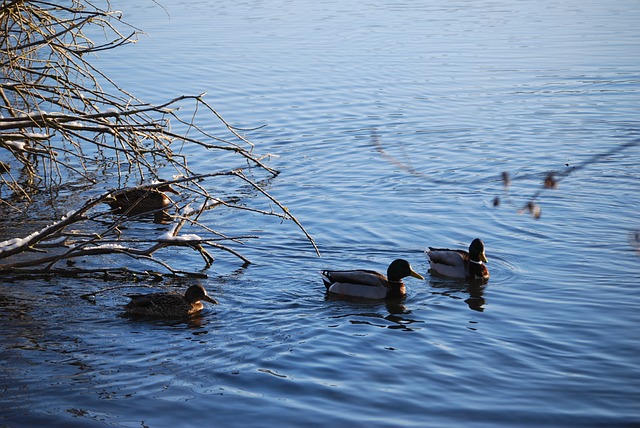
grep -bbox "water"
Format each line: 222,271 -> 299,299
2,0 -> 640,426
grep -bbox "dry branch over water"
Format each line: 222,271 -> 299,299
0,0 -> 318,278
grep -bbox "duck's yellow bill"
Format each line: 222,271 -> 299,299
410,269 -> 425,280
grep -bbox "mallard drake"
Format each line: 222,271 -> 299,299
322,259 -> 424,299
426,238 -> 489,281
105,181 -> 179,214
124,284 -> 218,317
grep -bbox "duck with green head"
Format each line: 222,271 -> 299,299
322,259 -> 424,299
124,284 -> 218,318
426,238 -> 489,281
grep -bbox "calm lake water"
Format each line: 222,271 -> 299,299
2,0 -> 640,426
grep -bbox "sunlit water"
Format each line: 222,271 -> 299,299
2,0 -> 639,426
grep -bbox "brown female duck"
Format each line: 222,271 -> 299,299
105,181 -> 179,214
124,284 -> 218,317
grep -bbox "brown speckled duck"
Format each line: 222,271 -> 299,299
124,284 -> 218,317
426,238 -> 489,281
322,259 -> 424,299
105,181 -> 179,214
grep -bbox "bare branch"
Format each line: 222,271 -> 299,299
0,1 -> 319,279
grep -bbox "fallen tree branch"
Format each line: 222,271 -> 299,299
0,1 -> 319,279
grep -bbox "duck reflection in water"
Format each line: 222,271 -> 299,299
325,292 -> 412,315
327,302 -> 420,331
429,278 -> 487,312
464,282 -> 487,312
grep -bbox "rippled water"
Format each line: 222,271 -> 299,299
2,0 -> 639,426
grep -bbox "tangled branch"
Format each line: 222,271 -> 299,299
0,1 -> 319,278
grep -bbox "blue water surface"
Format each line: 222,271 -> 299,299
1,0 -> 639,426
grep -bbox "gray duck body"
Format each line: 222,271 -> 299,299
427,238 -> 490,281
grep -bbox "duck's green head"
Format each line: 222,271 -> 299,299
185,284 -> 218,305
387,259 -> 425,282
469,238 -> 488,263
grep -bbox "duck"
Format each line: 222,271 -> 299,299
426,238 -> 489,281
124,284 -> 218,317
0,161 -> 10,174
322,259 -> 424,299
105,180 -> 179,214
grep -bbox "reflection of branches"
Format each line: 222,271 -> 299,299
371,130 -> 422,177
0,1 -> 318,278
372,128 -> 639,219
630,229 -> 640,256
502,138 -> 640,216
